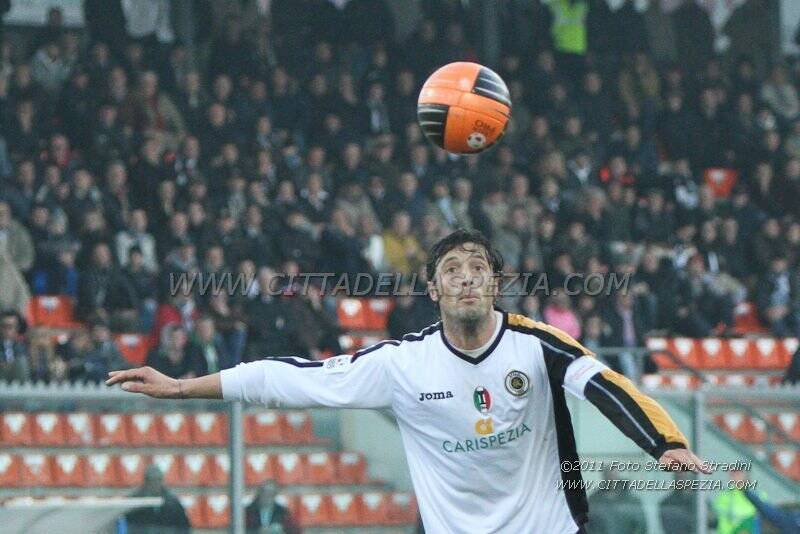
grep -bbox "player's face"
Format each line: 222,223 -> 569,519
430,243 -> 497,324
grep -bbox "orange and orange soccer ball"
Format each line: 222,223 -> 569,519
417,62 -> 511,154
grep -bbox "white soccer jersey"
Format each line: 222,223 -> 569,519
220,311 -> 688,533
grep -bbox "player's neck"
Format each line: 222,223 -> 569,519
443,309 -> 498,352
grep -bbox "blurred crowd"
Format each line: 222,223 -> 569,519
1,0 -> 799,383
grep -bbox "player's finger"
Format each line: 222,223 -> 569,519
120,381 -> 147,394
689,452 -> 712,474
106,368 -> 145,386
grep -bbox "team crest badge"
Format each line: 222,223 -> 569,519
473,386 -> 492,414
505,370 -> 530,397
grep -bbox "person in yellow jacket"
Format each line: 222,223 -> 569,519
383,211 -> 426,277
712,470 -> 761,534
547,0 -> 588,56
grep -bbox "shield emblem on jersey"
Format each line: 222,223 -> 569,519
505,370 -> 530,397
473,386 -> 492,414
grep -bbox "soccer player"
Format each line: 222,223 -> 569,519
107,229 -> 710,533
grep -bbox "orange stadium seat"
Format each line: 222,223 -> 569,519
364,298 -> 394,330
646,338 -> 702,369
2,412 -> 32,445
178,494 -> 205,528
664,373 -> 701,390
128,413 -> 159,445
360,492 -> 389,524
283,411 -> 314,444
774,413 -> 800,441
306,452 -> 336,485
114,333 -> 151,366
20,454 -> 53,486
95,413 -> 129,445
245,452 -> 276,486
211,453 -> 229,486
772,450 -> 800,480
337,452 -> 367,484
698,338 -> 730,368
703,168 -> 738,199
158,413 -> 192,445
190,412 -> 227,445
245,411 -> 284,444
203,494 -> 231,528
328,493 -> 361,526
33,412 -> 66,446
179,454 -> 213,487
784,338 -> 799,361
727,339 -> 755,368
387,492 -> 418,525
151,453 -> 182,486
275,452 -> 307,485
29,295 -> 79,328
337,298 -> 369,330
118,453 -> 147,486
276,493 -> 300,519
752,338 -> 786,369
0,454 -> 20,486
52,454 -> 86,486
714,413 -> 759,443
84,454 -> 119,487
64,413 -> 96,445
297,493 -> 332,527
733,302 -> 768,335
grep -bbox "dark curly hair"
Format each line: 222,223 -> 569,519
425,228 -> 504,282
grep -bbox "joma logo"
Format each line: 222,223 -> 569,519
419,391 -> 454,401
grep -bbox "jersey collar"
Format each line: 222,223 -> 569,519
439,309 -> 507,365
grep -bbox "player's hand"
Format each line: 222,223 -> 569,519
658,448 -> 712,474
106,366 -> 182,398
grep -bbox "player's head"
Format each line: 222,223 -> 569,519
426,229 -> 504,327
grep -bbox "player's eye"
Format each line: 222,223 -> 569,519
446,266 -> 457,274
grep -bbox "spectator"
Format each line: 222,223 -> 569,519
756,255 -> 800,337
245,480 -> 300,534
760,65 -> 800,122
383,211 -> 426,277
151,283 -> 199,345
77,242 -> 138,326
0,200 -> 35,273
245,267 -> 302,358
116,209 -> 158,271
601,291 -> 652,377
0,311 -> 29,382
192,315 -> 235,373
126,464 -> 190,534
388,282 -> 437,340
80,318 -> 130,382
146,325 -> 205,379
27,326 -> 68,383
206,292 -> 247,366
0,248 -> 31,315
543,292 -> 581,341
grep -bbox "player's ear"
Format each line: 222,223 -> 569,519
427,279 -> 439,303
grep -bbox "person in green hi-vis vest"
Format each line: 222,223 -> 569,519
547,0 -> 588,56
712,470 -> 762,534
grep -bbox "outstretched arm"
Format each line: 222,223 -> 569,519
107,367 -> 222,399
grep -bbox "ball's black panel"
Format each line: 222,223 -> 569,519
472,67 -> 511,109
417,103 -> 449,148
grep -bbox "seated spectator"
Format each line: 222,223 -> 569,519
244,267 -> 303,358
79,318 -> 130,382
116,209 -> 157,271
61,328 -> 93,381
27,326 -> 68,383
245,480 -> 300,534
126,464 -> 190,534
673,254 -> 734,336
0,200 -> 35,273
192,315 -> 235,373
77,242 -> 138,327
206,292 -> 247,365
760,65 -> 800,122
388,282 -> 437,340
601,292 -> 652,377
124,246 -> 159,331
0,311 -> 30,382
756,255 -> 800,337
146,325 -> 206,379
0,247 -> 31,315
543,292 -> 581,341
383,211 -> 426,276
151,285 -> 199,346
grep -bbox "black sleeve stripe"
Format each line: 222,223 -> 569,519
269,357 -> 324,368
586,377 -> 658,450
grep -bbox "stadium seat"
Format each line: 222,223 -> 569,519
733,302 -> 768,335
95,413 -> 129,445
211,453 -> 229,486
33,412 -> 66,446
203,494 -> 231,528
283,411 -> 314,444
52,454 -> 86,486
114,334 -> 151,366
0,454 -> 20,486
151,454 -> 182,486
64,413 -> 96,445
158,413 -> 192,445
20,454 -> 53,487
29,295 -> 78,328
117,453 -> 147,486
387,492 -> 418,525
784,338 -> 799,362
772,450 -> 800,481
328,493 -> 361,526
2,412 -> 33,445
84,454 -> 119,487
306,452 -> 336,485
646,338 -> 701,369
128,413 -> 159,445
276,493 -> 300,521
769,413 -> 800,442
337,452 -> 367,484
190,412 -> 227,445
698,338 -> 730,369
337,298 -> 369,330
275,452 -> 307,485
714,413 -> 762,443
360,492 -> 389,524
364,298 -> 394,330
179,454 -> 213,487
297,493 -> 332,527
752,338 -> 786,369
178,494 -> 205,528
244,411 -> 283,444
245,452 -> 276,486
664,373 -> 700,390
703,168 -> 738,198
726,339 -> 755,369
